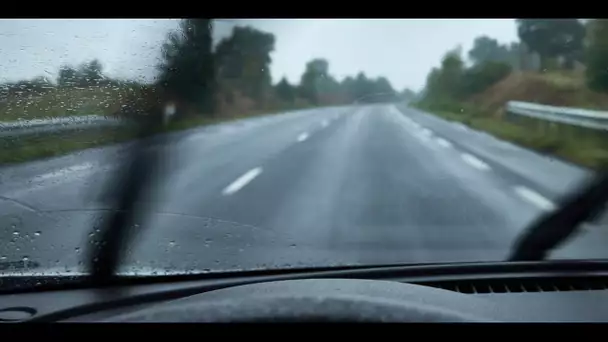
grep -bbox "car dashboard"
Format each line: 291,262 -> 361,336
2,261 -> 608,322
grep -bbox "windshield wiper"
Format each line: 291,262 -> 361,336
509,169 -> 608,261
88,113 -> 166,285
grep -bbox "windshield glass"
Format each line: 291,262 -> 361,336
1,19 -> 608,282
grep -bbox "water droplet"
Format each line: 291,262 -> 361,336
290,244 -> 297,248
169,240 -> 176,247
12,231 -> 19,236
0,256 -> 6,260
22,256 -> 29,262
75,247 -> 80,253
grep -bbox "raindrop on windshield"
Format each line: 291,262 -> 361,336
34,231 -> 41,237
75,247 -> 80,254
22,256 -> 29,262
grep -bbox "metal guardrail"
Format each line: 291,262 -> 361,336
506,101 -> 608,131
0,115 -> 127,138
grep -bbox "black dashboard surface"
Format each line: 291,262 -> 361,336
3,262 -> 608,322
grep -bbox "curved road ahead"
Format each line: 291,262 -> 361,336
1,104 -> 607,274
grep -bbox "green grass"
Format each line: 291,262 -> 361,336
0,85 -> 146,121
414,102 -> 608,170
0,128 -> 138,165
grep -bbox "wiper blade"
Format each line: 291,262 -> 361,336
88,114 -> 166,285
509,169 -> 608,261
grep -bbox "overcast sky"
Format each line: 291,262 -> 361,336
0,19 -> 519,92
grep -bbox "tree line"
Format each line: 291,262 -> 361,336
420,19 -> 608,107
2,19 -> 408,118
0,58 -> 137,100
157,20 -> 403,118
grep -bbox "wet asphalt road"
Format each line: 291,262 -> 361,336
1,104 -> 607,275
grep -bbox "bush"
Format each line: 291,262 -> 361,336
586,20 -> 608,92
461,61 -> 512,97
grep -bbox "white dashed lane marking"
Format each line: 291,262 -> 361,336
461,153 -> 491,171
297,132 -> 309,142
420,128 -> 433,137
436,137 -> 453,148
35,162 -> 95,181
222,167 -> 263,195
513,186 -> 556,211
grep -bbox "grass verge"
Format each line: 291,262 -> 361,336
0,104 -> 315,166
0,128 -> 138,165
413,102 -> 608,170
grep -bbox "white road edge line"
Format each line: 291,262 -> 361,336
436,137 -> 453,148
297,132 -> 309,142
35,162 -> 95,181
461,153 -> 491,171
222,167 -> 263,195
513,186 -> 556,211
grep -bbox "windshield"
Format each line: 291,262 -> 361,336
2,19 -> 608,284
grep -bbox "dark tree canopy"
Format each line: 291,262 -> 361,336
275,77 -> 296,103
585,19 -> 608,92
157,19 -> 216,114
516,19 -> 585,69
58,65 -> 78,86
215,26 -> 275,104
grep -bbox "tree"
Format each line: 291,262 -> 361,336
469,36 -> 510,65
339,72 -> 397,103
436,47 -> 466,99
275,77 -> 296,103
58,65 -> 78,87
299,58 -> 330,104
157,19 -> 216,115
78,59 -> 104,85
420,47 -> 469,106
400,88 -> 417,101
516,19 -> 586,70
215,26 -> 275,106
585,19 -> 608,92
461,61 -> 512,96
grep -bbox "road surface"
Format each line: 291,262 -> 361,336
1,104 -> 607,275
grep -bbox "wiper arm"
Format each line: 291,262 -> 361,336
88,114 -> 166,285
509,169 -> 608,261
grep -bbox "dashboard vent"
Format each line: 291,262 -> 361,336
418,278 -> 608,294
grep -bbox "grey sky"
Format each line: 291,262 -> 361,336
0,19 -> 518,92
